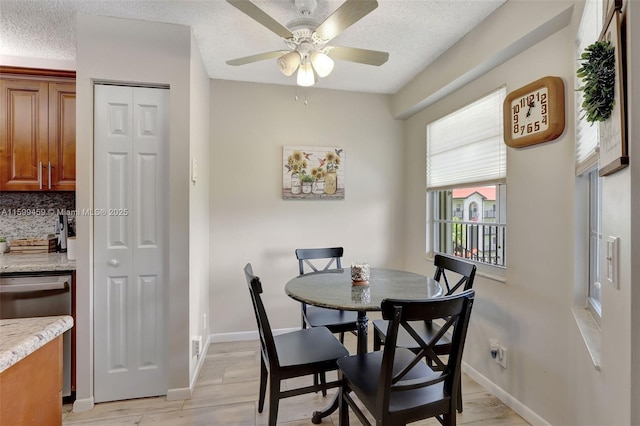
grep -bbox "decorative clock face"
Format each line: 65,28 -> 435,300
510,87 -> 549,139
503,76 -> 565,148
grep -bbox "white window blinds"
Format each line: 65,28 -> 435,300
426,87 -> 506,190
575,0 -> 602,175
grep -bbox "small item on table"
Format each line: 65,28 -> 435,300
351,285 -> 371,303
351,263 -> 370,286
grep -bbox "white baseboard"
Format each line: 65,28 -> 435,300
166,334 -> 212,401
210,328 -> 298,343
463,362 -> 550,426
166,387 -> 191,401
72,396 -> 95,412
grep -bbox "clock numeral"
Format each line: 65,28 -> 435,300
542,115 -> 548,125
541,104 -> 547,114
513,104 -> 520,114
534,121 -> 540,131
513,124 -> 519,134
540,93 -> 547,102
513,113 -> 519,124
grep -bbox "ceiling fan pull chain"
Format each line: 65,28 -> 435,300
304,90 -> 308,106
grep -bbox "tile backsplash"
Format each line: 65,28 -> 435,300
0,192 -> 75,243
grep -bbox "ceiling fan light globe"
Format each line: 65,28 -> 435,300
310,51 -> 334,78
278,51 -> 302,77
297,62 -> 315,87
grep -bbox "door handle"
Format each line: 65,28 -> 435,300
38,161 -> 43,189
108,259 -> 119,267
48,161 -> 52,189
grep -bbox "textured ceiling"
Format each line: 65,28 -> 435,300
0,0 -> 507,94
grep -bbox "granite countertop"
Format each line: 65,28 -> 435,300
0,316 -> 74,372
0,253 -> 76,274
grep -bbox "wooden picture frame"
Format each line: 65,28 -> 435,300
598,3 -> 628,176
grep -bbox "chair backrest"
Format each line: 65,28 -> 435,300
433,254 -> 477,295
243,263 -> 279,368
378,290 -> 475,411
295,247 -> 344,276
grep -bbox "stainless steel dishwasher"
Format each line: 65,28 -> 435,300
0,274 -> 73,397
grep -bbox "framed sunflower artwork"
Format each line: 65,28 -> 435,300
282,146 -> 345,200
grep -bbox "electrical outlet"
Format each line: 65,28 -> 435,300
496,345 -> 507,368
192,335 -> 202,359
490,339 -> 507,369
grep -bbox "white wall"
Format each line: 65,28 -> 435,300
209,80 -> 405,334
399,1 -> 636,425
627,3 -> 640,424
75,14 -> 203,407
188,32 -> 211,380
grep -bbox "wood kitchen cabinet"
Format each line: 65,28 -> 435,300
0,67 -> 76,191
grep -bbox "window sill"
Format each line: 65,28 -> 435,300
571,307 -> 601,371
426,253 -> 506,283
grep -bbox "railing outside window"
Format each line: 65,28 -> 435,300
434,219 -> 506,267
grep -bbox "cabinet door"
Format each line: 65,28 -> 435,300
0,79 -> 49,191
49,82 -> 76,190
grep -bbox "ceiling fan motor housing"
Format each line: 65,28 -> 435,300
294,0 -> 317,15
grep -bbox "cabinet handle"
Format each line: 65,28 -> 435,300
38,161 -> 43,189
108,259 -> 119,267
48,161 -> 52,189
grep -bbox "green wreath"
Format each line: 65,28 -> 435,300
576,40 -> 616,123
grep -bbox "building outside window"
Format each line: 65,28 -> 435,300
427,87 -> 507,267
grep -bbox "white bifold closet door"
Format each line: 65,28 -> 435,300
93,84 -> 169,402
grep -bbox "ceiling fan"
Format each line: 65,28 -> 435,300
226,0 -> 389,87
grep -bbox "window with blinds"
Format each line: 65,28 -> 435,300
575,0 -> 603,175
427,87 -> 507,268
427,87 -> 506,191
576,0 -> 603,322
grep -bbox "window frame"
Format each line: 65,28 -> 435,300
587,168 -> 602,324
425,86 -> 507,276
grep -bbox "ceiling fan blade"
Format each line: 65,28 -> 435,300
315,0 -> 379,42
327,46 -> 389,66
226,51 -> 288,66
227,0 -> 293,39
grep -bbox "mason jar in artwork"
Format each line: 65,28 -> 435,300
325,171 -> 337,195
312,179 -> 325,194
291,173 -> 301,195
302,181 -> 312,194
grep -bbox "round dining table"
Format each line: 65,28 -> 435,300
285,267 -> 443,355
285,267 -> 443,424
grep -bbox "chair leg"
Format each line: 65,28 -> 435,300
338,389 -> 350,426
258,356 -> 268,413
442,411 -> 456,426
339,331 -> 345,344
268,377 -> 280,426
373,330 -> 382,351
457,375 -> 463,412
319,371 -> 327,397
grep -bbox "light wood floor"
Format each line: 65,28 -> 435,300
63,333 -> 529,425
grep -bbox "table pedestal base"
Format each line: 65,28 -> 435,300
312,310 -> 368,423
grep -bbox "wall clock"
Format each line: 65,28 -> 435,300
503,76 -> 565,148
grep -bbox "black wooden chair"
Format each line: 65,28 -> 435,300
295,247 -> 359,344
371,254 -> 476,412
243,263 -> 349,426
337,290 -> 475,426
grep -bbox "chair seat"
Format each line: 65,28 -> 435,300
305,305 -> 358,331
275,326 -> 349,371
337,348 -> 450,415
373,319 -> 452,352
